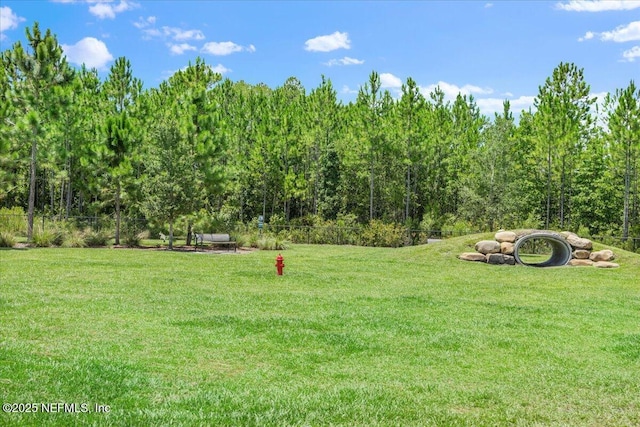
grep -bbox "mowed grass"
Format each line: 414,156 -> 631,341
1,235 -> 639,426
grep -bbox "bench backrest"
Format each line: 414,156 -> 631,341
197,233 -> 231,242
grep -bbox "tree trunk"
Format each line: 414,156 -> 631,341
186,221 -> 193,246
66,180 -> 72,219
623,140 -> 631,241
115,180 -> 121,245
545,141 -> 552,229
405,162 -> 411,223
27,132 -> 37,241
369,152 -> 375,221
169,220 -> 174,250
560,156 -> 566,229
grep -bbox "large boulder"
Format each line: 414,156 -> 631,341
459,252 -> 487,262
564,233 -> 593,250
572,249 -> 591,259
475,240 -> 501,254
500,242 -> 514,255
495,231 -> 517,243
590,249 -> 615,262
593,261 -> 619,268
568,259 -> 594,266
486,253 -> 516,265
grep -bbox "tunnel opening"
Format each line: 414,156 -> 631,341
513,233 -> 572,267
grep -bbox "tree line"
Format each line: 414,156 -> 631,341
1,23 -> 639,247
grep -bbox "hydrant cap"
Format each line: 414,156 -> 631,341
276,254 -> 283,261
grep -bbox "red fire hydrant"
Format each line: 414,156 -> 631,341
275,254 -> 285,276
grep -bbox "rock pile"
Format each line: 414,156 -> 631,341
459,230 -> 619,268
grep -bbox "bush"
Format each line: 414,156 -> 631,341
0,232 -> 16,248
32,228 -> 64,247
257,235 -> 289,251
62,230 -> 87,248
234,233 -> 257,249
0,207 -> 26,235
84,229 -> 111,247
123,229 -> 149,247
284,215 -> 360,245
360,220 -> 405,247
441,217 -> 477,238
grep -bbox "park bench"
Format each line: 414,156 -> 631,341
194,233 -> 236,252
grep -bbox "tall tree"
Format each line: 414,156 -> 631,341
102,57 -> 142,244
1,23 -> 74,240
398,78 -> 425,222
421,87 -> 453,222
141,106 -> 204,249
167,58 -> 225,243
356,71 -> 383,220
605,81 -> 640,240
459,101 -> 518,229
533,62 -> 595,229
306,77 -> 341,219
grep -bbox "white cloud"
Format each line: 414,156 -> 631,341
342,85 -> 359,95
324,56 -> 364,66
600,21 -> 640,42
475,95 -> 536,116
133,15 -> 155,29
168,43 -> 197,55
201,41 -> 254,55
0,6 -> 25,40
556,0 -> 640,12
89,1 -> 138,19
380,73 -> 403,89
162,26 -> 205,41
420,81 -> 494,100
209,64 -> 231,74
417,81 -> 528,116
142,28 -> 162,39
62,37 -> 114,69
484,3 -> 494,8
162,63 -> 231,80
304,31 -> 350,52
578,31 -> 595,42
622,45 -> 640,61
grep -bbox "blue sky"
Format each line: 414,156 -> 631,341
1,0 -> 639,116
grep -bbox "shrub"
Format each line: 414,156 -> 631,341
441,217 -> 476,238
257,236 -> 276,250
123,229 -> 149,247
32,228 -> 64,247
0,232 -> 16,248
0,207 -> 27,235
420,212 -> 447,234
84,229 -> 111,247
62,230 -> 87,248
360,220 -> 405,247
257,235 -> 289,250
234,233 -> 256,249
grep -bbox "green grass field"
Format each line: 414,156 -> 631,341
1,235 -> 639,426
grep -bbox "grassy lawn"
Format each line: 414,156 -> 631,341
1,235 -> 639,426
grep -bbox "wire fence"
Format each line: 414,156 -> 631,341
1,213 -> 639,251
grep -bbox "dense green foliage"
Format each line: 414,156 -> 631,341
1,241 -> 639,425
2,24 -> 639,244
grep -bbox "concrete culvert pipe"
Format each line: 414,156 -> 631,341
513,233 -> 572,267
